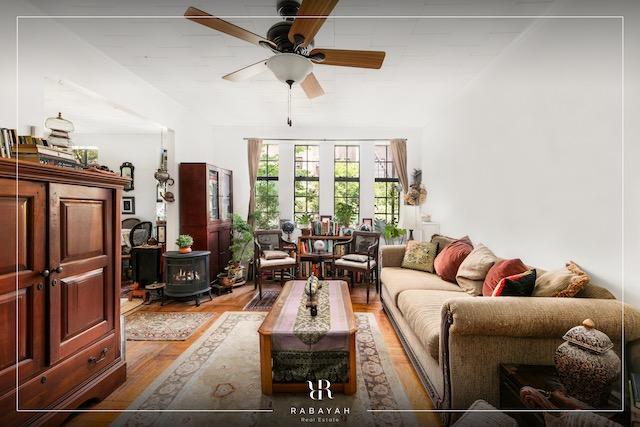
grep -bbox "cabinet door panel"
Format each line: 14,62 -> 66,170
49,184 -> 114,363
0,179 -> 46,395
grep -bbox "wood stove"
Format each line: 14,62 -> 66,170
162,250 -> 212,306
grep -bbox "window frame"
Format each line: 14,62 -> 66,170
255,144 -> 280,229
334,144 -> 360,219
293,144 -> 320,221
374,144 -> 401,225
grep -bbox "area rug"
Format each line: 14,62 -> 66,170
121,298 -> 143,315
125,311 -> 215,341
243,290 -> 280,311
114,312 -> 418,427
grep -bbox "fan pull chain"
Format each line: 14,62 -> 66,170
286,79 -> 293,127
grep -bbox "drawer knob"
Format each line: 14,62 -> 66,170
88,347 -> 109,365
40,270 -> 50,278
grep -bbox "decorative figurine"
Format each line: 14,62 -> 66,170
554,318 -> 621,406
305,274 -> 319,316
313,240 -> 326,253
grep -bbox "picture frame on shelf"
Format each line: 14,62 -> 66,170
362,218 -> 373,227
120,162 -> 134,191
320,215 -> 332,222
122,196 -> 135,215
156,221 -> 166,244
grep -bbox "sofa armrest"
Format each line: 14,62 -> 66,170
442,297 -> 640,341
380,245 -> 406,268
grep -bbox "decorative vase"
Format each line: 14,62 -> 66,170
554,319 -> 621,406
179,246 -> 192,254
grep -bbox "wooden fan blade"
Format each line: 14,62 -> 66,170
310,48 -> 386,69
222,59 -> 269,82
185,6 -> 275,48
300,73 -> 324,99
288,0 -> 339,48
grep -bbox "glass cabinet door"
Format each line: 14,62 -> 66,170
208,169 -> 219,220
220,171 -> 231,220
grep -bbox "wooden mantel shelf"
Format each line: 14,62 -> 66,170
0,158 -> 130,188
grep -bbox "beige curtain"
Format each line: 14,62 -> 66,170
247,138 -> 263,229
390,138 -> 409,194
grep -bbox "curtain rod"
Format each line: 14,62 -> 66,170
243,138 -> 402,142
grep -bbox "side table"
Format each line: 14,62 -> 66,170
144,282 -> 165,305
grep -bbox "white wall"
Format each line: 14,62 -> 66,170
73,133 -> 162,224
421,14 -> 633,302
184,126 -> 423,222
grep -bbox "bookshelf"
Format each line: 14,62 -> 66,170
297,235 -> 351,277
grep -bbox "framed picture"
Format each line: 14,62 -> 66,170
320,215 -> 332,222
156,221 -> 166,244
120,162 -> 134,192
362,218 -> 373,227
122,196 -> 135,215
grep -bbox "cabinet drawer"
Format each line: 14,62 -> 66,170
18,333 -> 118,410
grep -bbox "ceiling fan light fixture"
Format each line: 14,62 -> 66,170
266,53 -> 312,85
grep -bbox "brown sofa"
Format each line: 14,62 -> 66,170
380,244 -> 640,422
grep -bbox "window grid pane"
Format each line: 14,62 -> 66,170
255,145 -> 279,229
374,145 -> 400,225
334,145 -> 360,222
294,145 -> 320,222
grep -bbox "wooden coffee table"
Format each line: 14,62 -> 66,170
258,280 -> 357,395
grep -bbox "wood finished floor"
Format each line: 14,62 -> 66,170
64,281 -> 442,427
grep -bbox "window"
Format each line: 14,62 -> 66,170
255,144 -> 279,229
374,145 -> 400,225
334,145 -> 359,223
294,145 -> 319,221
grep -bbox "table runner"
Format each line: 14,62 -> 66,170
271,280 -> 350,352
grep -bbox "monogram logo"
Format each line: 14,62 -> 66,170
307,380 -> 333,400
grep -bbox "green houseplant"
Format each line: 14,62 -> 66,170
335,202 -> 355,233
297,213 -> 313,236
228,214 -> 253,282
176,234 -> 194,254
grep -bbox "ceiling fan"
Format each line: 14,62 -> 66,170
184,0 -> 386,125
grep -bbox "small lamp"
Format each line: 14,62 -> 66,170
399,205 -> 420,241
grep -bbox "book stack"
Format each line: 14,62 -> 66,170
311,220 -> 339,236
0,128 -> 17,158
13,143 -> 79,168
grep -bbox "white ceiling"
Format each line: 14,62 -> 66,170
43,78 -> 165,134
29,0 -> 557,128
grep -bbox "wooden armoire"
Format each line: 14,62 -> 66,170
179,163 -> 233,280
0,159 -> 127,426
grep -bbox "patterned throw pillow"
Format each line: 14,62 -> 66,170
401,241 -> 438,273
532,261 -> 590,297
492,269 -> 537,297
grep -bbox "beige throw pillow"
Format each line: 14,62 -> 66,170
401,241 -> 438,273
342,254 -> 369,263
456,243 -> 497,296
263,250 -> 289,260
532,261 -> 590,297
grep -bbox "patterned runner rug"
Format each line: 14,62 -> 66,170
243,290 -> 280,311
125,311 -> 215,341
114,311 -> 418,427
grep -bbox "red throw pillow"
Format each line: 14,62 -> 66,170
483,258 -> 528,296
434,236 -> 473,283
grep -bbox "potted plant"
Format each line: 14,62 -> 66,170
176,234 -> 193,254
297,213 -> 313,236
374,218 -> 407,245
335,202 -> 355,235
228,214 -> 253,283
